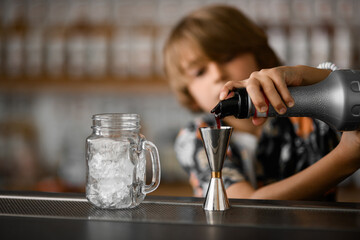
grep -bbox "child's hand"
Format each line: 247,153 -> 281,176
338,131 -> 360,170
219,66 -> 303,113
219,66 -> 331,126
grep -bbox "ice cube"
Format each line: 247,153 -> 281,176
87,138 -> 136,208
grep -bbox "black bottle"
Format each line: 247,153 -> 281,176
211,70 -> 360,131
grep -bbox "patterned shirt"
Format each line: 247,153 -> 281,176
175,114 -> 340,200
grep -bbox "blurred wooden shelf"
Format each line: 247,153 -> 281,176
149,181 -> 193,197
0,76 -> 171,94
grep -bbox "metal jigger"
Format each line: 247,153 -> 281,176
200,126 -> 233,211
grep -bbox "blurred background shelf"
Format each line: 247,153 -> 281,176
0,76 -> 169,93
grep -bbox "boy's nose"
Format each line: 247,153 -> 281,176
209,62 -> 227,82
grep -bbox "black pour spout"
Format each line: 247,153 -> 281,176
211,88 -> 249,119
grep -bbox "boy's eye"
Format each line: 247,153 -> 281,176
195,67 -> 206,77
188,66 -> 206,78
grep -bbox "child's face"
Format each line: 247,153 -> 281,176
182,52 -> 258,113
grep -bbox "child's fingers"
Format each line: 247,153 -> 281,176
260,75 -> 287,114
219,80 -> 247,100
246,78 -> 268,113
268,71 -> 295,108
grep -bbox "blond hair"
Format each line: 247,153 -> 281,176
163,5 -> 281,112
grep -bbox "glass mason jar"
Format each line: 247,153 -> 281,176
86,113 -> 161,209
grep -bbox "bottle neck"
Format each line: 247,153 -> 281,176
91,113 -> 141,136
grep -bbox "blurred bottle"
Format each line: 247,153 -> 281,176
86,0 -> 112,78
111,25 -> 130,78
44,26 -> 66,78
3,3 -> 27,78
25,29 -> 43,77
86,25 -> 110,78
129,24 -> 155,78
66,20 -> 88,79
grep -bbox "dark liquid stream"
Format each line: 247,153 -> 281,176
215,115 -> 221,129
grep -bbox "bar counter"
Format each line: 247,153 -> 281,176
0,191 -> 359,239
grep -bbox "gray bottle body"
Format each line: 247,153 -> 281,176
214,70 -> 360,131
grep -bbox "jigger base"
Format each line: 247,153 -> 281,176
203,178 -> 230,211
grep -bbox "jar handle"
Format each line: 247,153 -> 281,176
142,140 -> 161,194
